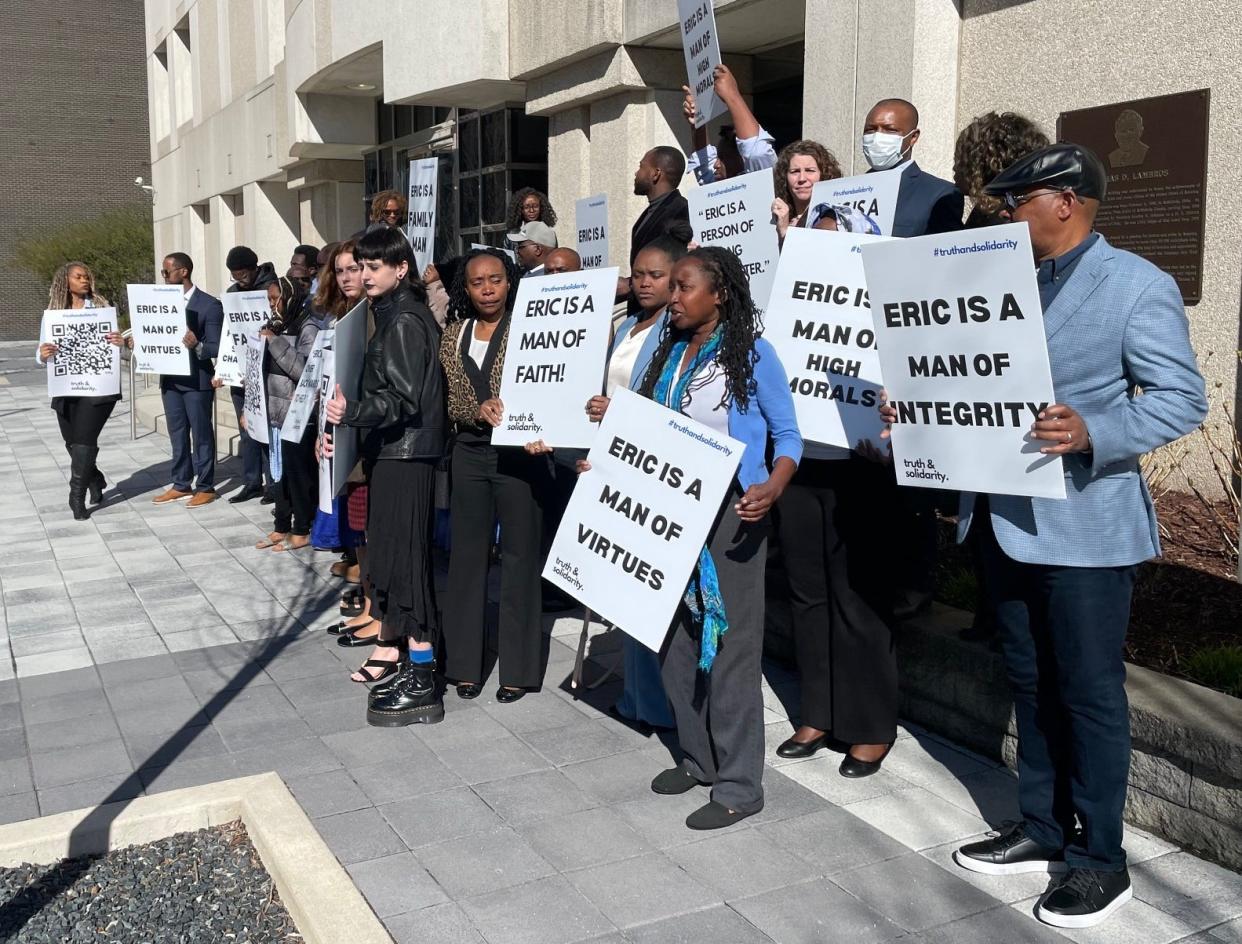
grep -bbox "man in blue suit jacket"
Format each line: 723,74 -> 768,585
151,252 -> 224,506
947,145 -> 1207,929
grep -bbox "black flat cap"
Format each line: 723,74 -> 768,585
984,143 -> 1107,202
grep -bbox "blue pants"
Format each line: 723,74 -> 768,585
230,386 -> 266,487
163,387 -> 215,492
978,510 -> 1136,872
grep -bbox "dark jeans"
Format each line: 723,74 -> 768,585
229,386 -> 266,488
273,424 -> 318,535
163,387 -> 215,491
978,509 -> 1136,871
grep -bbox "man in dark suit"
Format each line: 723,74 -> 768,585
151,253 -> 224,508
617,146 -> 694,305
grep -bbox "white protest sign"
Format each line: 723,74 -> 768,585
472,243 -> 516,263
677,0 -> 726,128
575,194 -> 609,269
317,344 -> 336,515
862,222 -> 1065,499
330,300 -> 367,498
216,291 -> 270,386
41,308 -> 120,398
543,387 -> 743,652
126,284 -> 190,375
491,267 -> 619,448
406,158 -> 438,272
765,228 -> 888,450
242,335 -> 269,444
281,328 -> 332,444
807,165 -> 903,237
688,169 -> 780,316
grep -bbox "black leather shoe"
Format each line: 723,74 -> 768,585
1037,867 -> 1132,928
955,822 -> 1068,875
228,483 -> 264,504
367,660 -> 444,727
839,743 -> 894,779
327,618 -> 373,637
369,660 -> 412,701
337,628 -> 379,647
455,682 -> 481,700
686,800 -> 760,830
651,765 -> 706,795
260,493 -> 275,505
495,686 -> 526,703
776,732 -> 832,759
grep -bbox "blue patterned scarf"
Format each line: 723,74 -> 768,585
652,330 -> 727,672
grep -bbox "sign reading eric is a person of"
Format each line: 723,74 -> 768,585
688,168 -> 780,316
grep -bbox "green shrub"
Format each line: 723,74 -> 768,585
937,563 -> 979,612
13,203 -> 154,325
1183,645 -> 1242,698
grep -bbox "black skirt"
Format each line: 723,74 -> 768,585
365,457 -> 439,644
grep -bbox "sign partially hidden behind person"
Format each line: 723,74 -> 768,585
282,328 -> 332,444
575,194 -> 609,269
543,387 -> 743,653
406,157 -> 438,273
806,166 -> 902,237
688,169 -> 780,316
329,300 -> 367,498
42,307 -> 121,397
217,291 -> 270,385
126,284 -> 190,376
317,343 -> 336,515
765,228 -> 888,450
242,335 -> 269,444
1058,89 -> 1210,304
862,223 -> 1065,500
677,0 -> 726,128
491,267 -> 619,448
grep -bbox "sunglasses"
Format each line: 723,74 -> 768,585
160,267 -> 183,277
1001,188 -> 1076,211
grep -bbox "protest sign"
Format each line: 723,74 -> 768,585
543,387 -> 743,652
862,222 -> 1065,499
677,0 -> 726,128
317,344 -> 336,515
471,243 -> 516,263
41,307 -> 121,398
806,165 -> 903,237
216,291 -> 270,385
688,168 -> 780,315
491,267 -> 619,448
329,300 -> 366,498
765,228 -> 888,450
242,335 -> 269,444
575,194 -> 609,269
281,328 -> 332,443
127,284 -> 190,375
406,158 -> 438,272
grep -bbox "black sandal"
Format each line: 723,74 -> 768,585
352,659 -> 399,684
327,618 -> 374,637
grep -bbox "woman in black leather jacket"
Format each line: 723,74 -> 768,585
324,226 -> 448,727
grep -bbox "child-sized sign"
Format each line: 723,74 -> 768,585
806,166 -> 903,237
765,228 -> 887,450
677,0 -> 726,128
688,169 -> 780,315
491,267 -> 619,448
575,194 -> 609,269
41,307 -> 121,398
543,387 -> 743,653
217,291 -> 270,385
242,335 -> 269,444
406,158 -> 438,272
862,222 -> 1065,499
126,284 -> 190,375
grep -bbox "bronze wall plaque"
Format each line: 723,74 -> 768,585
1058,89 -> 1210,305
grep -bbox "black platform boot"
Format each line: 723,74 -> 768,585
67,445 -> 92,520
366,659 -> 444,727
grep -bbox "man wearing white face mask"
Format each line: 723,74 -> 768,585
863,98 -> 964,238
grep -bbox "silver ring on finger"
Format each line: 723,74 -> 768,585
1065,431 -> 1072,442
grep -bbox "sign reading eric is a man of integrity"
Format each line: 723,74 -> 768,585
126,284 -> 190,376
543,387 -> 744,653
688,169 -> 780,316
575,194 -> 609,269
862,223 -> 1065,499
491,267 -> 619,448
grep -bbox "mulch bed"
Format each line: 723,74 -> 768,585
0,821 -> 299,943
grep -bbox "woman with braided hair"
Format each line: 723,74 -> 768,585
587,246 -> 801,829
439,248 -> 555,704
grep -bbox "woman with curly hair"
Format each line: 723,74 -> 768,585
439,248 -> 554,703
36,262 -> 125,519
368,189 -> 408,229
506,187 -> 557,231
954,112 -> 1050,228
589,247 -> 801,829
771,140 -> 843,240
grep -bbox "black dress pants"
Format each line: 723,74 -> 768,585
443,441 -> 550,689
775,456 -> 898,744
273,423 -> 318,535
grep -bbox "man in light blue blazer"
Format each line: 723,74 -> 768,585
948,145 -> 1207,929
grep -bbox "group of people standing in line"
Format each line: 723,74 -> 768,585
38,69 -> 1208,927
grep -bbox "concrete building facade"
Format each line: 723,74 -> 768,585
142,0 -> 1241,484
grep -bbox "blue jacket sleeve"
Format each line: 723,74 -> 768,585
753,339 -> 803,467
198,295 -> 224,361
1081,271 -> 1207,470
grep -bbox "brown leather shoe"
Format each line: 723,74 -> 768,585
187,490 -> 218,508
152,488 -> 192,504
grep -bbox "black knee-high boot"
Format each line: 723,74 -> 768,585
68,445 -> 92,520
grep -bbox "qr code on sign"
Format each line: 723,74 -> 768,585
52,321 -> 112,377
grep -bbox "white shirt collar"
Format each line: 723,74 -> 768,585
183,285 -> 197,304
